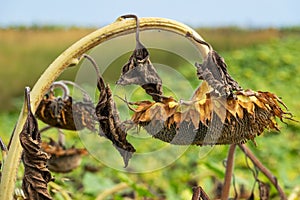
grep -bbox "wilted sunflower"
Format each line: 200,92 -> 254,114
41,138 -> 88,173
36,81 -> 97,132
129,81 -> 291,145
117,25 -> 293,146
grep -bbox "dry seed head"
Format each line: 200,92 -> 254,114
130,81 -> 290,145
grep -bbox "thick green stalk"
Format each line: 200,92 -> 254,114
0,17 -> 210,199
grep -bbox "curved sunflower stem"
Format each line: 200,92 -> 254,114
221,144 -> 237,200
50,81 -> 70,99
238,144 -> 287,200
0,16 -> 210,200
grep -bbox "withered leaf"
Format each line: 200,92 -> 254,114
20,87 -> 53,200
116,15 -> 163,102
96,74 -> 136,167
195,50 -> 242,97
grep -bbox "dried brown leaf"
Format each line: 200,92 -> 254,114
116,15 -> 163,101
20,87 -> 53,200
96,75 -> 135,167
195,50 -> 242,97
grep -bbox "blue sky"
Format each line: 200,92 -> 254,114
1,0 -> 299,28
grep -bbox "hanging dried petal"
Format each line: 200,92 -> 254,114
96,74 -> 136,167
116,15 -> 163,102
20,87 -> 53,200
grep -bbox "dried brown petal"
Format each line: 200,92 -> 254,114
131,100 -> 154,113
237,95 -> 255,115
20,87 -> 52,200
191,81 -> 212,101
96,75 -> 135,167
116,15 -> 163,102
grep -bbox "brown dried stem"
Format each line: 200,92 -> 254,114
238,144 -> 287,200
192,186 -> 210,200
221,144 -> 236,200
20,87 -> 53,200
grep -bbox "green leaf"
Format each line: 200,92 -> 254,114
203,162 -> 225,178
82,172 -> 114,195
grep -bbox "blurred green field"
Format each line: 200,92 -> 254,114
0,26 -> 300,199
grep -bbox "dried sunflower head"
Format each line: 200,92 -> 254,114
36,81 -> 97,131
41,138 -> 88,173
130,81 -> 292,145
